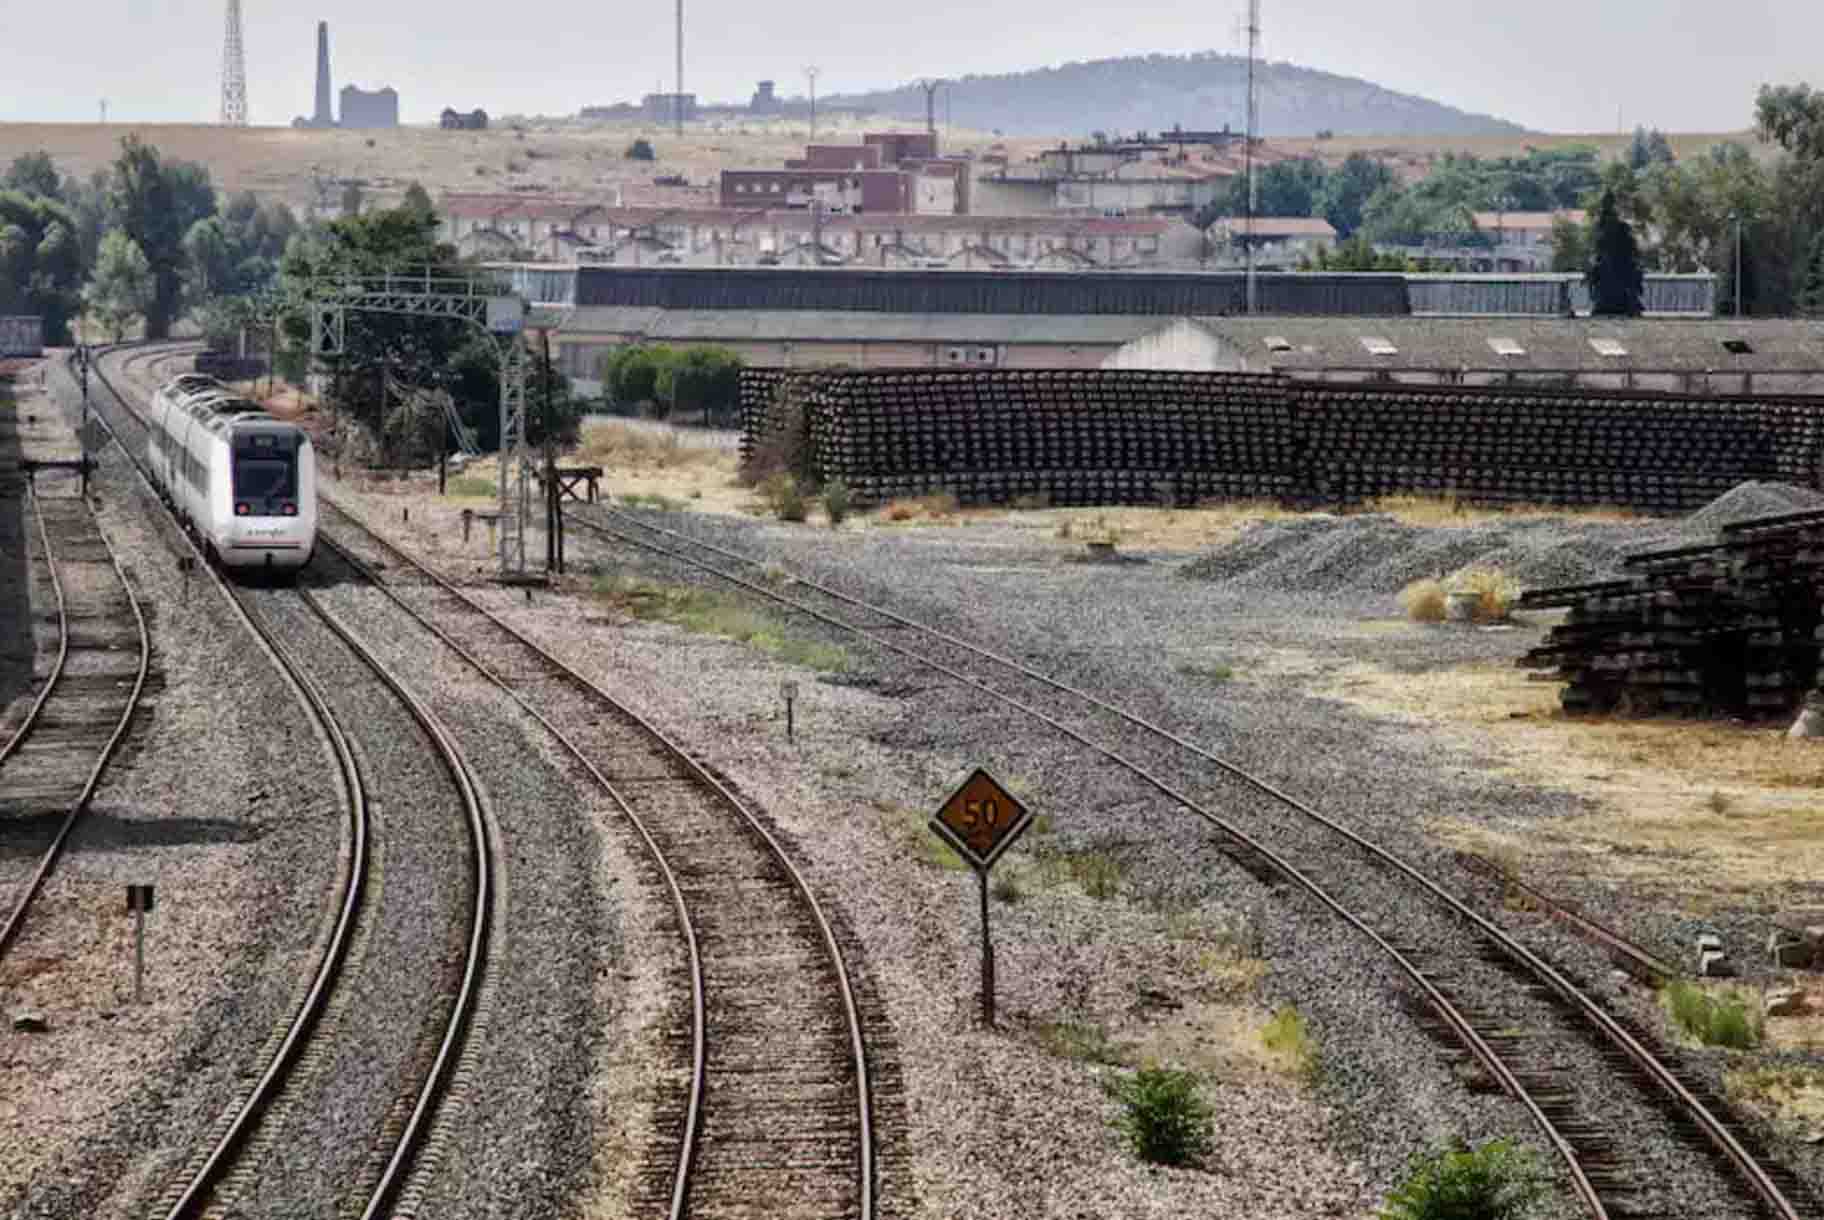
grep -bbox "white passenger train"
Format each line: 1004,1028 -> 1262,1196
147,374 -> 318,576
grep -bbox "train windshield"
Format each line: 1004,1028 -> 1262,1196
232,434 -> 298,512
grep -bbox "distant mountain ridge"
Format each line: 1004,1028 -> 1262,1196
826,52 -> 1528,139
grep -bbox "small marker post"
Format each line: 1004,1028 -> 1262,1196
125,884 -> 154,1003
782,680 -> 799,742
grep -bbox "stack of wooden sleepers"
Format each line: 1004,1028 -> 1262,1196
1519,507 -> 1824,718
738,368 -> 1823,515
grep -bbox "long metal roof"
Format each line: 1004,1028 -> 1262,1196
562,307 -> 1163,345
564,266 -> 1410,317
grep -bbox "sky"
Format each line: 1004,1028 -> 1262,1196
1,0 -> 1818,133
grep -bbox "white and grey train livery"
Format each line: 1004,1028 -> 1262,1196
147,374 -> 318,574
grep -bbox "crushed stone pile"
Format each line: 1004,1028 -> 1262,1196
1180,481 -> 1824,596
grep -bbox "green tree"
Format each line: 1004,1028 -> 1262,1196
1756,83 -> 1824,160
603,344 -> 674,410
1628,126 -> 1676,170
1301,234 -> 1410,271
1318,153 -> 1396,238
0,190 -> 85,343
1587,190 -> 1644,317
657,345 -> 744,425
401,181 -> 436,220
109,135 -> 217,338
3,151 -> 61,200
1548,214 -> 1591,273
1798,229 -> 1824,316
84,229 -> 154,341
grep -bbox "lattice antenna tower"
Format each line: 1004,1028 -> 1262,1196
1244,0 -> 1260,315
220,0 -> 249,126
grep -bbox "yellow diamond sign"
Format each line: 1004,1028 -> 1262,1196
930,768 -> 1033,872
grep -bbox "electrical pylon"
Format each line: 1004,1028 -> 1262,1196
221,0 -> 249,126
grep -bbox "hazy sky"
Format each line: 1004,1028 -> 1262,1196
3,0 -> 1817,133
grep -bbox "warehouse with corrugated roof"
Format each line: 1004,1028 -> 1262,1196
1103,317 -> 1824,395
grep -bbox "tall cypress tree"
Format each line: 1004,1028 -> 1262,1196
1586,189 -> 1644,317
1799,229 -> 1824,318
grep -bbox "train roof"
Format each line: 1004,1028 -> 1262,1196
161,376 -> 301,435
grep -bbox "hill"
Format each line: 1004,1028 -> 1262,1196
826,52 -> 1529,140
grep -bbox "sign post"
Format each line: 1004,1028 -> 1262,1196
782,680 -> 799,741
125,884 -> 154,1003
929,768 -> 1033,1029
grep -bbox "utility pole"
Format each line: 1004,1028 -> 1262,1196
806,66 -> 820,143
542,329 -> 558,574
920,79 -> 942,138
1244,0 -> 1260,316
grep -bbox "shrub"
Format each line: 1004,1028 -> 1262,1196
1400,578 -> 1447,622
991,871 -> 1025,904
1037,1020 -> 1121,1064
1378,1138 -> 1544,1220
1448,565 -> 1521,622
626,138 -> 656,161
823,479 -> 852,526
1105,1068 -> 1213,1167
1665,980 -> 1762,1049
762,473 -> 808,522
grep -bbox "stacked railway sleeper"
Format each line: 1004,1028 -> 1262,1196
1521,506 -> 1824,717
1288,382 -> 1821,512
566,502 -> 1817,1220
741,368 -> 1824,514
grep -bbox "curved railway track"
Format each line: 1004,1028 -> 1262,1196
565,502 -> 1808,1220
77,343 -> 499,1219
311,497 -> 875,1219
0,460 -> 151,961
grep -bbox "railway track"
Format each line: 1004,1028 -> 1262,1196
564,502 -> 1809,1220
0,461 -> 151,961
75,343 -> 500,1219
312,497 -> 876,1219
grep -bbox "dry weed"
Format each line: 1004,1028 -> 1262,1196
1448,565 -> 1522,622
578,420 -> 724,471
1400,578 -> 1448,622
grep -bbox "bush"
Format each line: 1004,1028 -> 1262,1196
1379,1138 -> 1544,1220
626,138 -> 656,161
1400,578 -> 1447,622
1105,1068 -> 1213,1167
762,473 -> 808,522
1448,565 -> 1521,623
1665,980 -> 1762,1049
823,479 -> 851,526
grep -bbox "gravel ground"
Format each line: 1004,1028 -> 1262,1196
300,547 -> 642,1220
220,585 -> 474,1220
536,491 -> 1822,1215
2,357 -> 343,1220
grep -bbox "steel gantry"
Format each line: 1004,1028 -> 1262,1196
304,268 -> 532,574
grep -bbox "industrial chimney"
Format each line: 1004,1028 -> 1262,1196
313,22 -> 334,126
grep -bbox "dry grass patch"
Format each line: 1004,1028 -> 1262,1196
1292,653 -> 1824,895
1366,493 -> 1645,527
1728,1065 -> 1824,1136
578,420 -> 729,471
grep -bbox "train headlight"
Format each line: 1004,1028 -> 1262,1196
235,503 -> 250,516
281,503 -> 297,516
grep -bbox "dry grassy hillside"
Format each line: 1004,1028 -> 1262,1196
0,119 -> 1771,214
0,117 -> 1038,210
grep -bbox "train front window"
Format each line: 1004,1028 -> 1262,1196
232,437 -> 297,512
